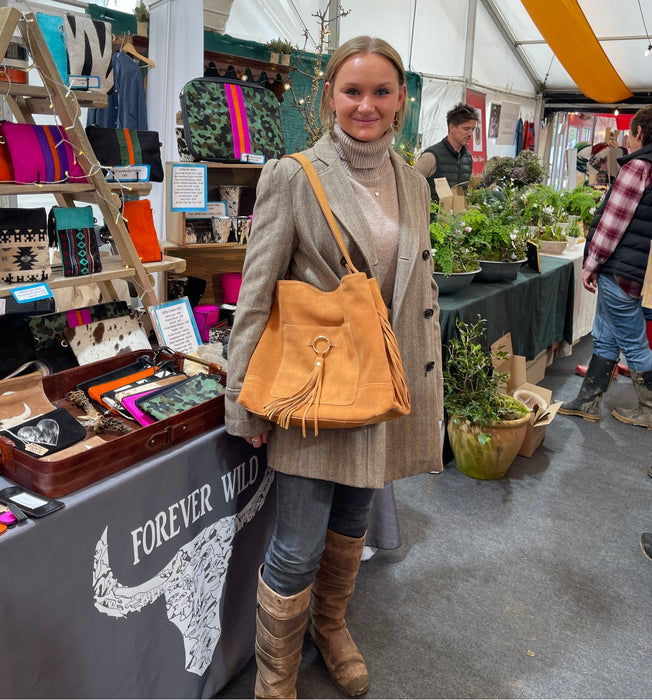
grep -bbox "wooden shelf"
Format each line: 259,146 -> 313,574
0,255 -> 186,298
0,7 -> 164,307
0,181 -> 152,196
0,82 -> 108,110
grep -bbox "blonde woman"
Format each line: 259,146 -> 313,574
225,36 -> 444,698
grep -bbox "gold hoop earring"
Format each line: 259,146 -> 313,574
392,112 -> 400,129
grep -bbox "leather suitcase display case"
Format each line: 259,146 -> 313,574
0,350 -> 225,498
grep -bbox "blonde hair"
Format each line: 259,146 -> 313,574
319,36 -> 407,132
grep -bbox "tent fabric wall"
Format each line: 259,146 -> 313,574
225,0 -> 541,162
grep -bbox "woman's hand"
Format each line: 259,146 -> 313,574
245,432 -> 268,448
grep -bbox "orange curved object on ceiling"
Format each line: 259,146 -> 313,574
520,0 -> 633,103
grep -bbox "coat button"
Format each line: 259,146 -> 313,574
424,308 -> 434,319
422,249 -> 430,260
425,361 -> 435,373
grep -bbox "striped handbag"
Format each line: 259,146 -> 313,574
179,77 -> 286,163
1,123 -> 87,184
85,125 -> 164,182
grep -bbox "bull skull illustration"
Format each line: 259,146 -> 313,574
92,467 -> 274,675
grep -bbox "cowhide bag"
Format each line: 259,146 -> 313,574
63,13 -> 113,93
64,315 -> 152,366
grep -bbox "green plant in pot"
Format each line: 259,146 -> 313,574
429,205 -> 480,276
443,317 -> 530,479
482,149 -> 545,189
465,188 -> 529,263
561,184 -> 604,228
134,0 -> 149,35
267,38 -> 296,64
521,183 -> 567,231
538,223 -> 568,242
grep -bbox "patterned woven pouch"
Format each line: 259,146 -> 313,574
49,206 -> 102,277
0,207 -> 50,285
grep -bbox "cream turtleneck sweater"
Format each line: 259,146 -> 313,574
331,124 -> 400,307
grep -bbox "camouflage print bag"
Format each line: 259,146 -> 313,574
179,77 -> 285,163
134,373 -> 224,421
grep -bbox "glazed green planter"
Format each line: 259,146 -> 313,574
448,412 -> 530,480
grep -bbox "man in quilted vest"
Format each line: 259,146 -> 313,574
414,102 -> 478,204
559,105 -> 652,429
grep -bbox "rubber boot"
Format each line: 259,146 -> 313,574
612,369 -> 652,429
309,529 -> 370,696
641,533 -> 652,561
254,568 -> 311,699
559,354 -> 618,422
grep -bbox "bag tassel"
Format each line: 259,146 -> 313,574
264,348 -> 327,437
377,312 -> 411,411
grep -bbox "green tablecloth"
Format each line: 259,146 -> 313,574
438,255 -> 575,361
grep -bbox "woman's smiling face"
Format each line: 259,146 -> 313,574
325,52 -> 406,142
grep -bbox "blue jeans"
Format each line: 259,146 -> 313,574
592,273 -> 652,372
262,471 -> 376,596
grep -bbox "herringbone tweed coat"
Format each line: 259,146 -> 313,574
225,134 -> 443,488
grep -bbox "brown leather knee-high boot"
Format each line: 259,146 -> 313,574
255,568 -> 311,699
309,529 -> 370,696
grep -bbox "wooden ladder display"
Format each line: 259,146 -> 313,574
0,6 -> 185,306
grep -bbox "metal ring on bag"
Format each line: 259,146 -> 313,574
311,335 -> 332,355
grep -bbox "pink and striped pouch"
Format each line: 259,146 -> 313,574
1,122 -> 87,184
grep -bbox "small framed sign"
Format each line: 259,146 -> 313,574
148,297 -> 203,354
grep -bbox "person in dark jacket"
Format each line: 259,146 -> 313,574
559,105 -> 652,428
414,102 -> 478,203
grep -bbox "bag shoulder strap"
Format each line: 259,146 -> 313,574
284,153 -> 358,274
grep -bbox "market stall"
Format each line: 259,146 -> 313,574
0,427 -> 274,699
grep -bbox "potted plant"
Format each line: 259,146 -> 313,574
537,222 -> 568,254
565,218 -> 584,247
561,184 -> 604,229
443,317 -> 530,479
267,38 -> 295,65
429,205 -> 480,294
482,149 -> 545,189
464,187 -> 529,281
134,1 -> 149,36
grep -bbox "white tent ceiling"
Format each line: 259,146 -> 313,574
225,0 -> 652,108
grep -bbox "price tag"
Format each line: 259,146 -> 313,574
10,283 -> 53,303
106,165 -> 151,182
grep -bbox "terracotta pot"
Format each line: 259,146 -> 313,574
448,410 -> 530,480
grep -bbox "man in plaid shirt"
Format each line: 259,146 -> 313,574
560,105 -> 652,428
